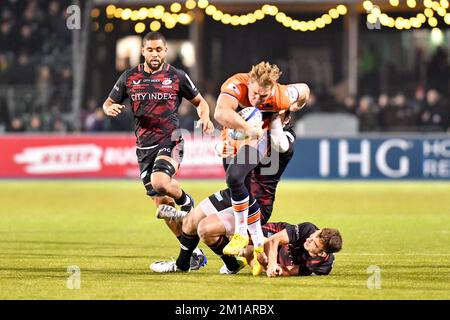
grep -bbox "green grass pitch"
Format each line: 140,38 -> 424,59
0,180 -> 449,300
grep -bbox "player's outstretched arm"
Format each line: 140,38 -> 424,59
269,115 -> 290,153
264,229 -> 290,277
289,83 -> 310,112
102,97 -> 125,117
189,94 -> 215,135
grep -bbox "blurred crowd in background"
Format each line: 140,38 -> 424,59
0,0 -> 73,132
0,0 -> 449,134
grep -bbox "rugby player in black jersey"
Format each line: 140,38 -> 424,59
241,221 -> 342,277
103,32 -> 214,270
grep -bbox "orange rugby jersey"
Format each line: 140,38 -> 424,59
220,73 -> 292,112
218,73 -> 292,158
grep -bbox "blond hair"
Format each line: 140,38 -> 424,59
249,61 -> 281,88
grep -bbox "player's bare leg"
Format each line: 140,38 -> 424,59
151,206 -> 207,273
153,202 -> 208,271
151,155 -> 194,212
198,215 -> 247,274
153,201 -> 208,271
197,214 -> 227,246
149,156 -> 204,271
152,195 -> 181,237
151,172 -> 182,200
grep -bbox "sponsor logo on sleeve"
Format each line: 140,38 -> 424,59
286,86 -> 299,103
226,83 -> 240,95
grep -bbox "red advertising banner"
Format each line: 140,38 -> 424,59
0,134 -> 225,179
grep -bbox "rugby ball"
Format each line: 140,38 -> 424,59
228,107 -> 263,140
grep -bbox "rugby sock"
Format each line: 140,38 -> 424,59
176,235 -> 182,242
175,190 -> 190,207
176,231 -> 199,271
247,200 -> 265,248
230,186 -> 250,237
208,235 -> 240,271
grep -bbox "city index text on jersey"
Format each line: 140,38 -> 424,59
130,92 -> 176,102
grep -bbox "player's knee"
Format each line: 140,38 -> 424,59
197,219 -> 212,242
150,172 -> 171,195
151,159 -> 176,194
144,183 -> 159,197
142,170 -> 159,197
151,179 -> 168,195
225,169 -> 244,188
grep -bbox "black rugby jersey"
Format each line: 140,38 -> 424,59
250,121 -> 296,219
262,222 -> 335,276
108,63 -> 199,147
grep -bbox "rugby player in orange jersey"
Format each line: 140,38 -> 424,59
213,61 -> 310,275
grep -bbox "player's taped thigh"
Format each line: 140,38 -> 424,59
151,158 -> 177,178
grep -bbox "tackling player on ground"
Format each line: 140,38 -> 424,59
241,222 -> 342,277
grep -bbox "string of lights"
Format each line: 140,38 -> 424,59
95,1 -> 450,34
102,1 -> 347,33
364,0 -> 450,29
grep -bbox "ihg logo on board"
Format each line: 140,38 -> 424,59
318,138 -> 450,179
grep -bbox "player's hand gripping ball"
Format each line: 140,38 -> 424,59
228,107 -> 263,140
